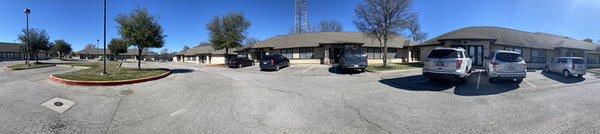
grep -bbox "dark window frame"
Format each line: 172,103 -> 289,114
299,48 -> 314,59
530,49 -> 547,63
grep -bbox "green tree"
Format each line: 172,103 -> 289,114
182,45 -> 190,52
116,8 -> 165,69
207,12 -> 250,63
108,38 -> 128,61
51,39 -> 72,59
18,28 -> 50,65
354,0 -> 421,67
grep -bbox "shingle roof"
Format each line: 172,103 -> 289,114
420,26 -> 599,50
180,45 -> 238,56
252,32 -> 412,49
0,42 -> 22,52
74,47 -> 152,55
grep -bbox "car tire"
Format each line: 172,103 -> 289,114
563,70 -> 571,78
458,77 -> 467,84
544,67 -> 550,72
488,77 -> 495,83
516,78 -> 523,83
252,62 -> 255,66
238,64 -> 242,68
577,74 -> 583,77
275,65 -> 280,71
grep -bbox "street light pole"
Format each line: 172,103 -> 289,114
24,9 -> 30,66
101,0 -> 108,75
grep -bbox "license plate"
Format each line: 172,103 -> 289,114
354,65 -> 359,67
436,61 -> 444,66
508,66 -> 515,70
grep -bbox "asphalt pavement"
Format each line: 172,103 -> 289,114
0,61 -> 599,133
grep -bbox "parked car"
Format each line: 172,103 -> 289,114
484,50 -> 527,83
339,47 -> 367,72
423,47 -> 473,83
544,57 -> 586,78
259,54 -> 290,71
228,57 -> 255,68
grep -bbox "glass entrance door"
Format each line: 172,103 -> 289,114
452,45 -> 483,66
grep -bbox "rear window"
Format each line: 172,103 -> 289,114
345,48 -> 366,57
573,59 -> 585,64
495,53 -> 523,62
428,49 -> 458,58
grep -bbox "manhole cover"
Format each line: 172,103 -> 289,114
41,97 -> 75,114
54,102 -> 64,106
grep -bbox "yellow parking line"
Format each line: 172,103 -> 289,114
523,79 -> 536,87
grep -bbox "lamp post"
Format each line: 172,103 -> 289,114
24,9 -> 30,66
101,0 -> 108,75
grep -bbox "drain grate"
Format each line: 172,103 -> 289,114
41,97 -> 75,114
54,102 -> 64,106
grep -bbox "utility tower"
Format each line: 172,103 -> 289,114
294,0 -> 309,33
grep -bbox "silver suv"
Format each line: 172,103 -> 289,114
485,50 -> 527,83
544,57 -> 586,78
423,47 -> 473,83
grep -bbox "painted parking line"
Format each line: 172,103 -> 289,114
476,72 -> 481,89
301,65 -> 315,74
523,79 -> 536,88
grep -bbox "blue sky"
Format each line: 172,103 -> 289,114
1,0 -> 599,52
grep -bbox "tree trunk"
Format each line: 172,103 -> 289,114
138,48 -> 143,70
35,52 -> 39,63
225,47 -> 229,63
383,38 -> 388,67
58,52 -> 62,60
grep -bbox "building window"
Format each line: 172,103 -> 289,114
504,47 -> 522,54
280,49 -> 293,59
367,48 -> 382,59
588,54 -> 599,64
387,48 -> 397,58
530,49 -> 547,63
299,48 -> 314,59
0,52 -> 4,59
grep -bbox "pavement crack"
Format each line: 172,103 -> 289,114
341,92 -> 391,134
104,96 -> 123,134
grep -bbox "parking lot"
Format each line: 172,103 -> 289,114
222,64 -> 600,95
2,61 -> 600,133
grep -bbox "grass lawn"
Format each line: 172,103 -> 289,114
6,62 -> 56,70
367,62 -> 422,72
53,61 -> 168,81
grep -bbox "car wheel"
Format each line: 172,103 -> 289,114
544,67 -> 550,72
252,62 -> 255,66
577,74 -> 583,77
275,65 -> 280,71
516,78 -> 523,83
563,70 -> 570,78
488,77 -> 495,83
238,63 -> 242,68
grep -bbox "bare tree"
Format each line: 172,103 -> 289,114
317,20 -> 343,32
196,42 -> 211,48
583,38 -> 593,43
244,37 -> 260,46
407,15 -> 428,43
354,0 -> 421,67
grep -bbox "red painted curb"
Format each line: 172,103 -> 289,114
49,68 -> 171,86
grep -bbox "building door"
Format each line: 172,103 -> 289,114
452,45 -> 483,66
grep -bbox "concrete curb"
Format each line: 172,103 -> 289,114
49,68 -> 172,86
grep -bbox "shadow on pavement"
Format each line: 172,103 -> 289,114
170,69 -> 194,74
380,72 -> 519,96
328,65 -> 364,75
541,71 -> 585,84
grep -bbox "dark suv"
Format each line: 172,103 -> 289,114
339,47 -> 367,72
259,54 -> 290,71
228,57 -> 255,68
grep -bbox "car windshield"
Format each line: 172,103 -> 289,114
495,53 -> 523,62
573,59 -> 585,64
428,49 -> 458,58
345,48 -> 366,57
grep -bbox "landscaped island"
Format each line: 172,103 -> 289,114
5,63 -> 57,70
53,61 -> 168,81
